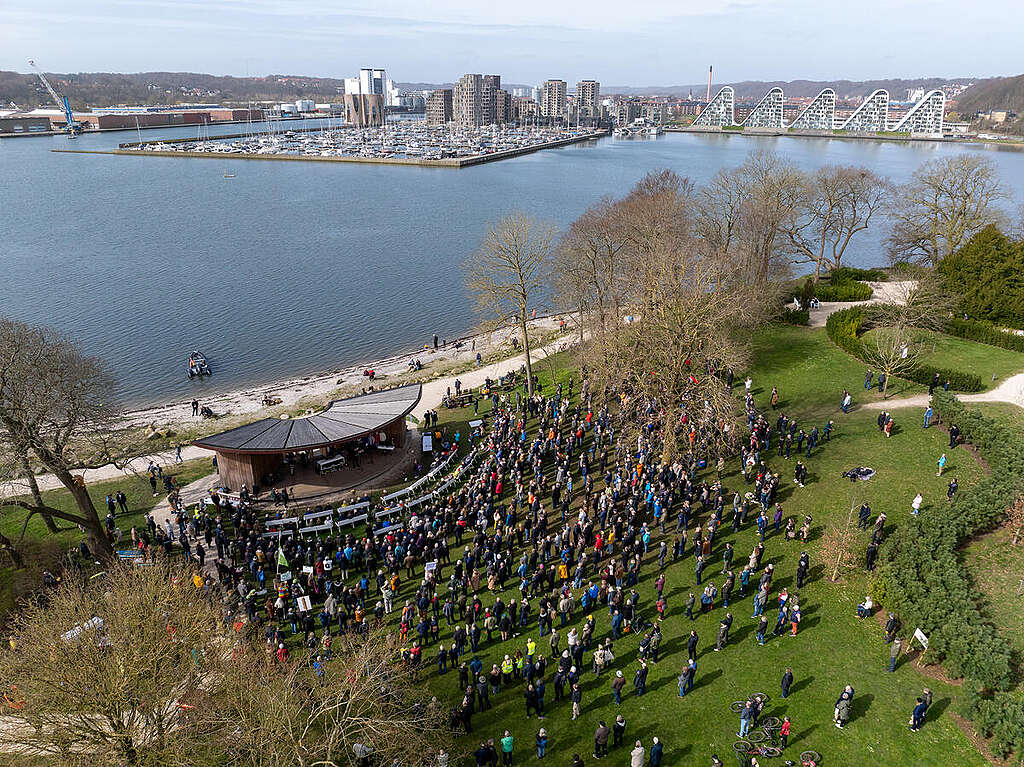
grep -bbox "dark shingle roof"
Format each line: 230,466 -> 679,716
194,383 -> 421,453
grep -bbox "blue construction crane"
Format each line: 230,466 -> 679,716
29,59 -> 82,137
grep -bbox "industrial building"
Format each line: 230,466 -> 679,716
0,115 -> 51,134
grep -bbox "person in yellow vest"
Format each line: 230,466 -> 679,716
501,654 -> 514,685
192,572 -> 204,590
526,637 -> 537,663
514,650 -> 525,677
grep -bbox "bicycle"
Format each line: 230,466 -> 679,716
731,692 -> 771,712
733,740 -> 782,759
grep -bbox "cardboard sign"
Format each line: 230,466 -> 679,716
302,565 -> 314,574
422,434 -> 433,452
424,561 -> 438,575
296,595 -> 312,613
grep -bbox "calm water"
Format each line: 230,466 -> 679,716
3,122 -> 1024,407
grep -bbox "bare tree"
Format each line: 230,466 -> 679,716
1007,496 -> 1024,546
0,318 -> 119,559
0,562 -> 228,765
697,152 -> 803,283
218,631 -> 452,767
782,166 -> 890,280
859,320 -> 923,399
822,503 -> 860,581
887,155 -> 1006,266
465,213 -> 555,396
578,171 -> 777,463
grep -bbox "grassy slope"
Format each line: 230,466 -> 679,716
0,458 -> 213,615
415,328 -> 986,766
860,327 -> 1024,390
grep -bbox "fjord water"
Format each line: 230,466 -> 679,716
3,121 -> 1024,406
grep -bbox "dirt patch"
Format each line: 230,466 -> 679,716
949,711 -> 1008,767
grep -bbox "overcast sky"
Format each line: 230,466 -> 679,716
3,0 -> 1022,85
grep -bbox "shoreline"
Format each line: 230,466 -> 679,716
119,313 -> 572,433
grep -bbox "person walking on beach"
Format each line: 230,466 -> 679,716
191,399 -> 199,417
175,444 -> 183,464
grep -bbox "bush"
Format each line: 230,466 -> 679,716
824,307 -> 983,392
780,308 -> 809,326
880,393 -> 1024,760
829,266 -> 888,282
815,281 -> 873,301
946,317 -> 1024,353
938,226 -> 1024,329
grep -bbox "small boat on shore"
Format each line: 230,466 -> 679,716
188,351 -> 212,379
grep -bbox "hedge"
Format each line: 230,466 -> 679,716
946,317 -> 1024,354
829,266 -> 888,283
814,281 -> 873,302
824,307 -> 984,392
878,392 -> 1024,759
780,307 -> 809,326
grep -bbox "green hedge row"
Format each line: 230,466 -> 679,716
830,266 -> 888,282
814,281 -> 873,302
879,392 -> 1024,759
824,307 -> 984,392
780,307 -> 810,326
946,317 -> 1024,354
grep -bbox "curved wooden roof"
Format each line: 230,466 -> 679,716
193,384 -> 421,454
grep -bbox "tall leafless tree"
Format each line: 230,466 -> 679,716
0,318 -> 119,559
887,155 -> 1007,266
782,166 -> 890,280
465,213 -> 555,396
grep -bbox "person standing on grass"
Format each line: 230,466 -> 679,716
781,667 -> 793,699
923,405 -> 933,428
947,478 -> 959,501
738,700 -> 753,738
630,741 -> 644,767
612,715 -> 626,749
571,682 -> 582,720
779,716 -> 791,750
500,731 -> 514,766
936,453 -> 947,476
649,737 -> 662,767
911,492 -> 923,516
687,630 -> 699,661
864,369 -> 873,389
594,721 -> 610,759
834,690 -> 852,729
611,670 -> 625,704
536,729 -> 547,759
910,697 -> 928,732
888,637 -> 903,672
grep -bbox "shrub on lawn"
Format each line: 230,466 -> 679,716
815,281 -> 873,302
880,392 -> 1024,760
829,266 -> 888,283
824,307 -> 983,391
946,317 -> 1024,353
780,307 -> 810,326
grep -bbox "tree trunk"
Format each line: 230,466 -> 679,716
882,372 -> 890,399
62,472 -> 115,561
521,316 -> 534,397
20,455 -> 58,534
0,530 -> 24,568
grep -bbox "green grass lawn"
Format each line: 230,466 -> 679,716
860,328 -> 1024,390
0,457 -> 214,614
361,331 -> 989,765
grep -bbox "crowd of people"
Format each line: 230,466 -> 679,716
110,361 -> 946,766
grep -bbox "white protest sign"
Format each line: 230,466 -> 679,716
296,595 -> 312,613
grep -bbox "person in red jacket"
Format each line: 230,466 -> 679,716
779,716 -> 790,750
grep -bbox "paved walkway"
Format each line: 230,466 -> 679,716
0,337 -> 570,499
806,280 -> 915,328
860,372 -> 1024,411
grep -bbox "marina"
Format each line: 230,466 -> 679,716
109,122 -> 607,166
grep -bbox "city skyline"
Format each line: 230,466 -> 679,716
2,0 -> 1022,85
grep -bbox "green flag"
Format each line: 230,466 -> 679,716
277,547 -> 289,570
